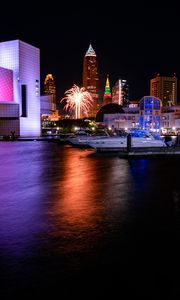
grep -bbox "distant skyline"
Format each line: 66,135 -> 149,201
1,3 -> 180,111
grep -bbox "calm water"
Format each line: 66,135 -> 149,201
0,141 -> 180,299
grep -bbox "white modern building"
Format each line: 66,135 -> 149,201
0,39 -> 41,137
41,95 -> 55,116
101,98 -> 180,133
161,106 -> 180,132
103,107 -> 139,129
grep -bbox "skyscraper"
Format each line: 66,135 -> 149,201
112,79 -> 129,107
82,43 -> 99,117
44,74 -> 56,111
103,75 -> 112,106
150,74 -> 177,106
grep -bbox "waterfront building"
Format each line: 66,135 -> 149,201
103,111 -> 139,130
112,79 -> 129,107
103,75 -> 112,106
0,39 -> 41,137
161,106 -> 180,132
96,103 -> 139,130
82,43 -> 99,117
139,96 -> 161,130
100,105 -> 139,130
97,96 -> 161,131
150,74 -> 177,106
41,95 -> 55,116
96,95 -> 180,132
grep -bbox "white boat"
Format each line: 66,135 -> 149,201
69,131 -> 110,146
59,130 -> 90,144
87,129 -> 166,151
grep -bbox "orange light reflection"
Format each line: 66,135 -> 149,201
55,150 -> 103,231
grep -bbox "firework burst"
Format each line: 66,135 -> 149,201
61,84 -> 93,119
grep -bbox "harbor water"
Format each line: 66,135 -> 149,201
0,141 -> 179,299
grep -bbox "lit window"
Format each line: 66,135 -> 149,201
35,80 -> 39,96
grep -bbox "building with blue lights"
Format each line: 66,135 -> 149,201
0,40 -> 41,137
139,96 -> 161,130
101,96 -> 163,131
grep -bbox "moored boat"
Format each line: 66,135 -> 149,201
87,129 -> 166,151
69,131 -> 110,147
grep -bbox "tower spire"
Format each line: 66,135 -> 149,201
104,74 -> 111,97
103,74 -> 112,106
85,43 -> 96,57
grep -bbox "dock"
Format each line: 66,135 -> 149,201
17,136 -> 59,142
96,146 -> 180,158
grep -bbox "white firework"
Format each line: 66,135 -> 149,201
61,84 -> 93,119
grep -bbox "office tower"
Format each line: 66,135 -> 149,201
150,74 -> 177,106
82,43 -> 99,117
0,39 -> 41,136
112,79 -> 129,107
44,73 -> 56,111
103,75 -> 112,106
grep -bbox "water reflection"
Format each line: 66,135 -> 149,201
48,149 -> 131,254
0,142 -> 50,257
0,142 -> 179,298
57,150 -> 100,228
0,143 -> 132,258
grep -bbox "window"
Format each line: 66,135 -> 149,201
36,80 -> 39,96
21,85 -> 27,117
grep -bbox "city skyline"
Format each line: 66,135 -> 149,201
0,3 -> 179,109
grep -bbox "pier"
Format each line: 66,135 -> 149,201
96,147 -> 180,158
122,147 -> 180,158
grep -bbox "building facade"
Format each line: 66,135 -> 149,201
112,79 -> 129,107
104,108 -> 139,130
161,106 -> 180,131
102,96 -> 161,131
150,74 -> 177,106
41,95 -> 55,116
98,95 -> 180,133
82,44 -> 99,117
139,96 -> 161,130
0,39 -> 41,137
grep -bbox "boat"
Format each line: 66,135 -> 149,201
58,130 -> 90,145
69,131 -> 110,147
87,129 -> 166,151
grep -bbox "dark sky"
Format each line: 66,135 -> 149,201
0,2 -> 180,110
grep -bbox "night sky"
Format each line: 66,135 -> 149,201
0,3 -> 179,111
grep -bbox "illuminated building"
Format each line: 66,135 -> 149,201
82,43 -> 99,117
112,79 -> 129,107
97,95 -> 180,132
103,75 -> 112,106
0,67 -> 13,102
41,95 -> 54,116
44,73 -> 56,112
0,39 -> 41,136
96,103 -> 139,129
161,106 -> 180,131
150,74 -> 177,106
139,96 -> 161,130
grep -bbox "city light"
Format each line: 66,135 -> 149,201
61,84 -> 93,119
